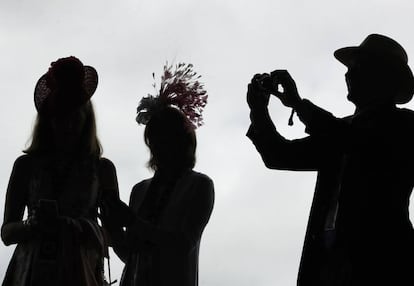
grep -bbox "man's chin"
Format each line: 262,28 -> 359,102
347,93 -> 361,108
346,93 -> 354,102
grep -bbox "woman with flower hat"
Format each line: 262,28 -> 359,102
114,63 -> 214,286
1,56 -> 121,286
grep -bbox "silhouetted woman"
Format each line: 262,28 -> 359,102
116,63 -> 214,286
1,57 -> 121,286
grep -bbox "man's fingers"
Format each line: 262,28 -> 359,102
273,90 -> 283,98
271,70 -> 295,87
270,69 -> 288,77
249,80 -> 265,93
270,70 -> 289,81
252,73 -> 262,81
247,83 -> 257,95
251,73 -> 270,85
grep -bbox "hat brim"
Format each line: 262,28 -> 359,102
334,47 -> 360,67
34,65 -> 98,112
334,46 -> 414,104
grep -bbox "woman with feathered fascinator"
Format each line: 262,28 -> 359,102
113,63 -> 215,286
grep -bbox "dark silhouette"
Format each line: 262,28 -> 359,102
247,34 -> 414,285
106,63 -> 214,286
1,57 -> 122,286
112,105 -> 214,286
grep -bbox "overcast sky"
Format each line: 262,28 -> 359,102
1,1 -> 414,285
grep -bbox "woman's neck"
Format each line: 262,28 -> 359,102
155,167 -> 190,180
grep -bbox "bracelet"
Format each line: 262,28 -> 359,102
23,217 -> 34,230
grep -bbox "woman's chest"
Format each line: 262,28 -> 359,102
134,177 -> 195,228
27,160 -> 100,217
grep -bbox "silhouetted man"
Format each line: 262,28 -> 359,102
247,34 -> 414,286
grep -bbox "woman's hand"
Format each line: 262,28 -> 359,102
125,218 -> 156,252
32,213 -> 82,235
101,198 -> 135,229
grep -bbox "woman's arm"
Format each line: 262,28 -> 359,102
1,155 -> 33,246
177,174 -> 214,250
98,158 -> 129,262
127,175 -> 214,254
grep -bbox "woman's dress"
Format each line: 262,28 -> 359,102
2,154 -> 112,286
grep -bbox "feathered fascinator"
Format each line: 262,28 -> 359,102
136,62 -> 208,129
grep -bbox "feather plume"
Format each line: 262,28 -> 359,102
136,62 -> 208,128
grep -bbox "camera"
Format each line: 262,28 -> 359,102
256,74 -> 279,94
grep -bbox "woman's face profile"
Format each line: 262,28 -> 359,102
50,109 -> 86,152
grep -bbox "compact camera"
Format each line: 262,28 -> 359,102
256,74 -> 281,94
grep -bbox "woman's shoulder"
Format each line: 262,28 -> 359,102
132,178 -> 152,192
12,154 -> 35,170
98,157 -> 117,176
129,178 -> 152,208
187,171 -> 214,193
188,170 -> 213,185
7,154 -> 37,184
99,157 -> 115,169
14,154 -> 31,163
186,171 -> 214,206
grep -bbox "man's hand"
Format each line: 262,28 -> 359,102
270,70 -> 302,108
247,73 -> 271,110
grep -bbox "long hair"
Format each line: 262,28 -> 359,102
24,101 -> 102,157
144,106 -> 196,171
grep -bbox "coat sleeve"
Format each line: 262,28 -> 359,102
177,174 -> 214,251
247,99 -> 353,171
295,99 -> 350,136
98,158 -> 128,261
247,106 -> 334,171
296,100 -> 401,152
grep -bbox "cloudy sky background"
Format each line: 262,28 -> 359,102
1,0 -> 414,285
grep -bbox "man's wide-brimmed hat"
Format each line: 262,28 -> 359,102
34,56 -> 98,114
334,34 -> 414,104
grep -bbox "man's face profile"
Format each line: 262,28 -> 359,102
345,59 -> 385,108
